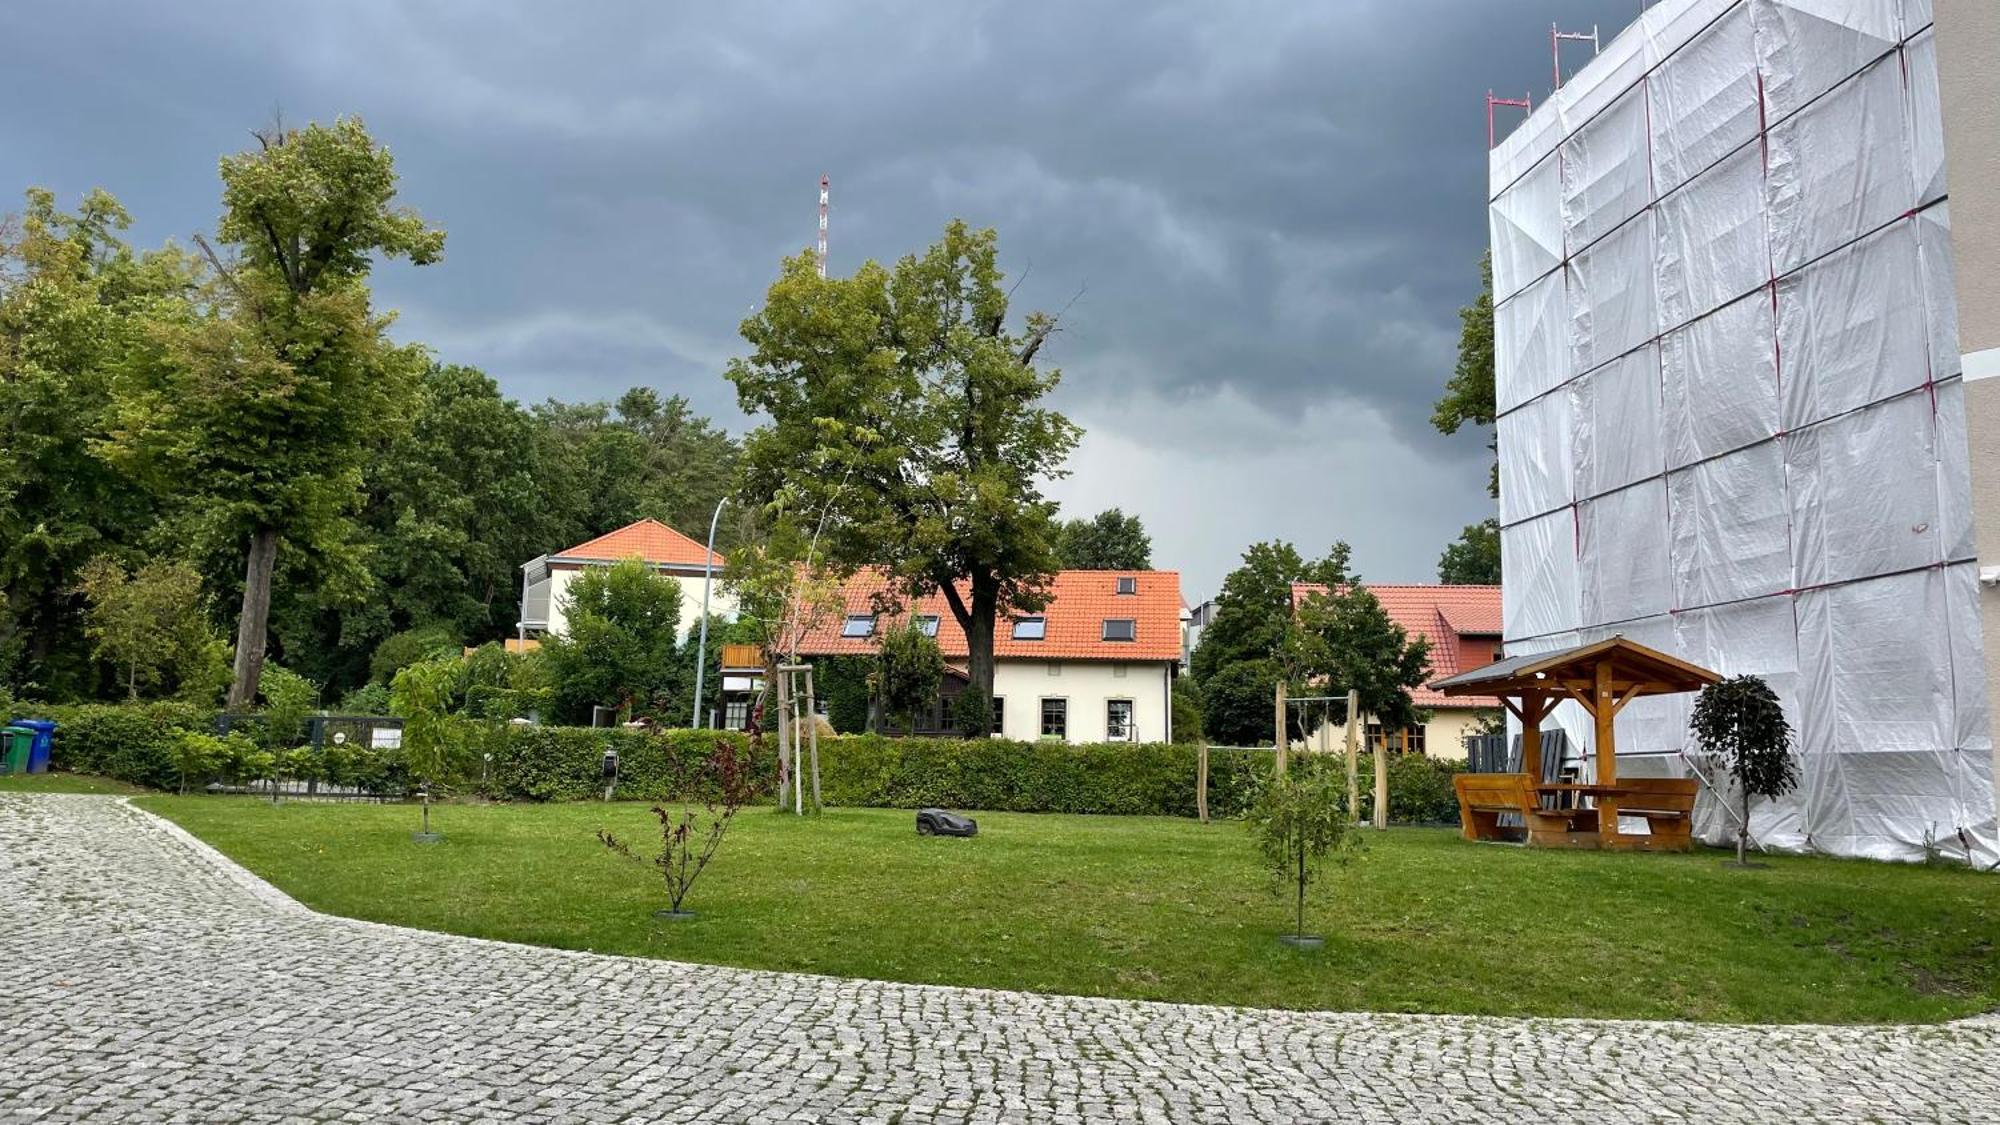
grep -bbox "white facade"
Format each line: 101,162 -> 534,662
1489,0 -> 1996,865
990,659 -> 1177,745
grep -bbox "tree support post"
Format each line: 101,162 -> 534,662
1273,680 -> 1289,777
1343,688 -> 1360,820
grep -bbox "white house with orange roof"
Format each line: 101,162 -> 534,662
518,518 -> 734,643
791,568 -> 1185,743
1291,583 -> 1504,760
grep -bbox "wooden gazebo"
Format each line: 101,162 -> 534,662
1432,636 -> 1721,850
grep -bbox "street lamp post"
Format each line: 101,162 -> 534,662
690,497 -> 727,728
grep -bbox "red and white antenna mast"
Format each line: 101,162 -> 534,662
816,175 -> 829,278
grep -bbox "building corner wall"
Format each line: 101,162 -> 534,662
1934,0 -> 2000,828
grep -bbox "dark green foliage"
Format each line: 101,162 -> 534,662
1289,586 -> 1431,732
1690,674 -> 1799,863
1200,658 -> 1280,746
873,620 -> 945,732
41,702 -> 215,790
1170,676 -> 1204,744
1357,754 -> 1467,825
1431,252 -> 1497,499
814,735 -> 1270,817
817,656 -> 874,734
1189,541 -> 1353,686
1054,508 -> 1152,570
1437,518 -> 1501,585
952,684 -> 993,739
539,559 -> 686,723
488,726 -> 766,803
368,623 -> 462,685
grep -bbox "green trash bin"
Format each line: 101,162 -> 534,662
0,726 -> 31,775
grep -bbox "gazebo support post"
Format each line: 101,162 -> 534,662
1520,693 -> 1544,783
1594,661 -> 1619,843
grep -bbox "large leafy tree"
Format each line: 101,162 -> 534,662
107,118 -> 443,710
1437,518 -> 1501,585
1432,252 -> 1497,500
728,221 -> 1079,723
1288,586 -> 1431,731
1055,507 -> 1152,570
1190,541 -> 1353,686
532,389 -> 739,554
0,188 -> 194,696
540,558 -> 686,724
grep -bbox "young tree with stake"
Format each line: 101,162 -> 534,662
1248,765 -> 1357,947
1689,675 -> 1798,866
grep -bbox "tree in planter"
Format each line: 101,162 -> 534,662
728,221 -> 1081,734
597,738 -> 755,919
872,617 -> 945,733
1689,675 -> 1798,866
390,654 -> 468,842
1248,764 -> 1357,947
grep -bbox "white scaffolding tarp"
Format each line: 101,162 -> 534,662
1488,0 -> 1996,866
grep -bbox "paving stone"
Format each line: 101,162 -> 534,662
1,794 -> 1996,1123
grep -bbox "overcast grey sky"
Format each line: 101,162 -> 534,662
2,0 -> 1634,598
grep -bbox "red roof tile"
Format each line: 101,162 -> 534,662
795,569 -> 1184,662
1291,583 -> 1503,710
555,518 -> 722,568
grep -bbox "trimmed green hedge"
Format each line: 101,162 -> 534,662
16,701 -> 1468,822
487,726 -> 765,802
36,703 -> 215,790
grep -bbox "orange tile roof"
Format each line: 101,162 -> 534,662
794,569 -> 1184,662
554,518 -> 722,568
1291,582 -> 1503,710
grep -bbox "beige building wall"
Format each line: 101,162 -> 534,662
545,564 -> 740,642
991,659 -> 1176,744
1302,707 -> 1499,763
1935,1 -> 2000,802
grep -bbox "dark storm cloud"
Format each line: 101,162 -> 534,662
1,0 -> 1631,595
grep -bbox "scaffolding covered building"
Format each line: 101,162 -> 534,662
1487,0 -> 1996,864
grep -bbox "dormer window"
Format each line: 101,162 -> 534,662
1116,576 -> 1137,595
1012,617 -> 1046,640
914,615 -> 940,637
1101,618 -> 1136,642
841,614 -> 876,638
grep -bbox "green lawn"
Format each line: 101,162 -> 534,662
137,797 -> 2000,1024
0,771 -> 148,795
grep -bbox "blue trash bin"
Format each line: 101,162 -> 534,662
11,719 -> 57,774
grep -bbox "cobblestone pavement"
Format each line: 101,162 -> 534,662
2,794 -> 1996,1124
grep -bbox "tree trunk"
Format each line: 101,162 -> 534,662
127,663 -> 139,701
226,526 -> 280,711
964,581 -> 998,734
1295,844 -> 1307,937
1738,789 -> 1750,865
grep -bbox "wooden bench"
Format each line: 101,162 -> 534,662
1453,773 -> 1599,847
1601,777 -> 1699,852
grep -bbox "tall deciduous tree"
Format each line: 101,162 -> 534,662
728,221 -> 1079,725
1055,508 -> 1153,570
1431,252 -> 1497,500
1190,541 -> 1353,686
1288,586 -> 1431,732
108,118 -> 444,710
1436,518 -> 1501,585
0,188 -> 193,696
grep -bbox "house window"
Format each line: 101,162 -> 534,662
724,701 -> 749,730
1041,698 -> 1067,739
990,697 -> 1005,736
1013,617 -> 1046,640
1106,699 -> 1135,741
1101,618 -> 1136,642
914,615 -> 940,637
1366,722 -> 1427,756
1116,576 -> 1137,595
841,614 -> 875,638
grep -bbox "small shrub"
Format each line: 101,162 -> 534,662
597,738 -> 757,916
1248,761 -> 1357,942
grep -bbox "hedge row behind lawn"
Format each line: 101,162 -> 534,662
23,702 -> 1466,821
